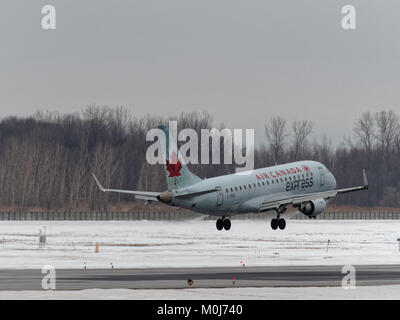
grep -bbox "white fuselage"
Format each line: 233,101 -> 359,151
170,160 -> 337,216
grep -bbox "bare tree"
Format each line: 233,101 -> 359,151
290,120 -> 314,160
354,111 -> 375,152
265,116 -> 288,164
374,110 -> 400,153
380,187 -> 400,207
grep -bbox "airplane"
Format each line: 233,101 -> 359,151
92,125 -> 368,231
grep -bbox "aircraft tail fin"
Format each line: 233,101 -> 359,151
158,125 -> 202,190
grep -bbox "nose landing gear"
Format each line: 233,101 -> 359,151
216,217 -> 231,231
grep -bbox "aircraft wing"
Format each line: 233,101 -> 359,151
92,174 -> 160,201
258,169 -> 368,212
175,187 -> 221,199
92,174 -> 220,201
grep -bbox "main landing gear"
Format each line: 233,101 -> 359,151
216,217 -> 231,231
271,206 -> 287,230
271,218 -> 286,230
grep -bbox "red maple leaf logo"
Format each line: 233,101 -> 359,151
166,152 -> 182,177
302,165 -> 310,172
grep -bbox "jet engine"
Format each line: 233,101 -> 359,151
297,198 -> 326,217
157,191 -> 173,204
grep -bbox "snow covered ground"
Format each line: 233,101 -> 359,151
1,219 -> 400,269
1,285 -> 400,300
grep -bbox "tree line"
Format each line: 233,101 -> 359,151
0,105 -> 398,211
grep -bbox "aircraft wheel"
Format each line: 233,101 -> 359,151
271,218 -> 278,230
216,219 -> 224,231
278,218 -> 286,230
223,219 -> 231,231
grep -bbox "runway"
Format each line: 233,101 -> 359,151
2,265 -> 400,290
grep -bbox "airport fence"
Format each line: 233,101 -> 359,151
0,211 -> 399,221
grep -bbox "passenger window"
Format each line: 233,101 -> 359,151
248,184 -> 251,189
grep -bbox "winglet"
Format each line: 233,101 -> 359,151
362,169 -> 368,189
92,173 -> 105,192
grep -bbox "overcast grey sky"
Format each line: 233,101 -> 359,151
0,0 -> 399,145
